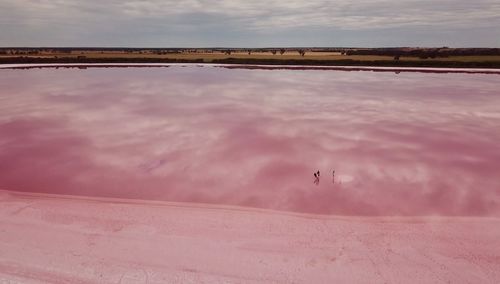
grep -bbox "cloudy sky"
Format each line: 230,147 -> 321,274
1,0 -> 500,47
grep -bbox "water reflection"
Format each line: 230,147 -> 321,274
0,66 -> 499,216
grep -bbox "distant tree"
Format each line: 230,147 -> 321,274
280,49 -> 286,55
247,50 -> 252,55
271,50 -> 277,55
298,49 -> 306,56
394,55 -> 400,61
224,50 -> 232,55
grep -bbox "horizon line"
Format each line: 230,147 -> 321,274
2,46 -> 499,49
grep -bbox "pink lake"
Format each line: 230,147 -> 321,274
0,66 -> 499,216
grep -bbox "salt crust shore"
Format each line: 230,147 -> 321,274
0,189 -> 499,283
1,63 -> 500,74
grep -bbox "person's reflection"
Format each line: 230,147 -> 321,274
314,172 -> 320,185
332,170 -> 335,184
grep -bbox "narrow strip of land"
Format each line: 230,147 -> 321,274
2,63 -> 500,75
2,48 -> 500,68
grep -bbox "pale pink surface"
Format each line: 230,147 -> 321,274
1,190 -> 499,283
0,66 -> 499,216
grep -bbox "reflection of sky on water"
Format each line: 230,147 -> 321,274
0,67 -> 499,216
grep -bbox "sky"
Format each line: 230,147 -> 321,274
1,0 -> 500,47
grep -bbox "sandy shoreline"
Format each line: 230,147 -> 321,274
1,189 -> 499,283
1,63 -> 500,74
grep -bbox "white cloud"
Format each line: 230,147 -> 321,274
1,0 -> 499,46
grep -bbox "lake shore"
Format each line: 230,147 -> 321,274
2,54 -> 500,69
2,63 -> 500,75
1,189 -> 499,283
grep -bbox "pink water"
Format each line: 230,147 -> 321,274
0,66 -> 499,216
